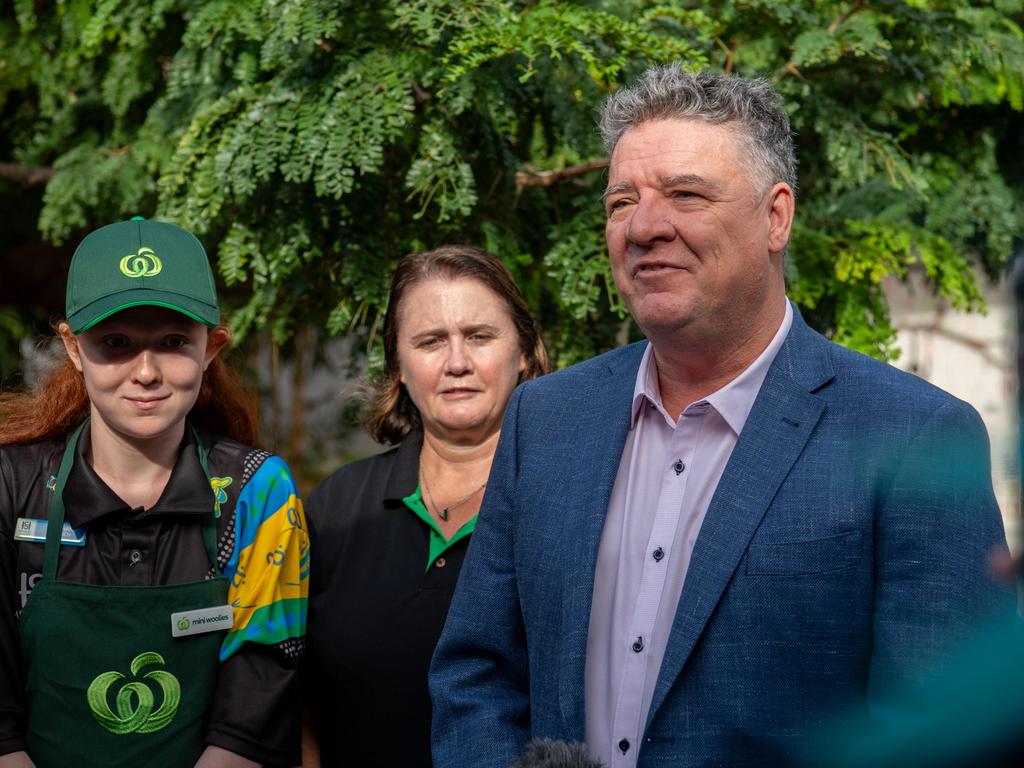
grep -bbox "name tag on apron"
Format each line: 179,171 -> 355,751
171,605 -> 234,638
13,518 -> 87,547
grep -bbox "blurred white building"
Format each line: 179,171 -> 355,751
884,266 -> 1020,551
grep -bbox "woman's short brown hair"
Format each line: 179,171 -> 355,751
365,245 -> 550,445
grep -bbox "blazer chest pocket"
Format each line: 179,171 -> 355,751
745,530 -> 862,576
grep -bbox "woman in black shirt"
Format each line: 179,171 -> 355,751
303,245 -> 549,767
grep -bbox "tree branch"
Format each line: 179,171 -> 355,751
0,162 -> 55,187
827,0 -> 866,35
715,36 -> 741,75
779,1 -> 866,81
780,61 -> 807,82
411,81 -> 431,105
515,158 -> 608,190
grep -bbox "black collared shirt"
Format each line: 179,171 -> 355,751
305,432 -> 471,767
0,424 -> 302,765
41,423 -> 218,587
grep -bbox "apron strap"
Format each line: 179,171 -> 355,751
44,421 -> 222,581
43,422 -> 87,581
189,423 -> 220,572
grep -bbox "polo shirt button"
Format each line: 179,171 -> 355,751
632,636 -> 644,653
673,460 -> 685,475
653,547 -> 664,562
128,549 -> 142,566
619,738 -> 630,753
435,557 -> 447,568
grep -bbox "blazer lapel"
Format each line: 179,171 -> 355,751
558,343 -> 646,738
645,312 -> 835,728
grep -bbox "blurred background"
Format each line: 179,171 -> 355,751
1,0 -> 1022,530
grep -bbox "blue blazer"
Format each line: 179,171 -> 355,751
430,309 -> 1011,767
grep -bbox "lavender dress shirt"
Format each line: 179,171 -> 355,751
584,303 -> 793,767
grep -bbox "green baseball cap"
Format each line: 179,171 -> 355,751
66,217 -> 220,334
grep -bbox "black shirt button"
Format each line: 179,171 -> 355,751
128,549 -> 143,566
435,557 -> 447,568
653,547 -> 665,562
673,460 -> 685,475
619,738 -> 630,753
632,636 -> 644,653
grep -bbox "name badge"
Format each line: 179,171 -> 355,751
171,605 -> 234,638
13,518 -> 87,547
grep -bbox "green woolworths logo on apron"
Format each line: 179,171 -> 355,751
86,651 -> 180,735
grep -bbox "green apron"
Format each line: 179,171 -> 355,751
18,422 -> 230,768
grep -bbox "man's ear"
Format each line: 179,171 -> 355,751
59,322 -> 84,372
766,182 -> 795,255
204,326 -> 230,370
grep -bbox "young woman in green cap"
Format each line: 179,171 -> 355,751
0,218 -> 309,768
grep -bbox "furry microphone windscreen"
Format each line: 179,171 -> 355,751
509,739 -> 607,768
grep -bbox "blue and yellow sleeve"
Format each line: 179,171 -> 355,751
220,455 -> 309,661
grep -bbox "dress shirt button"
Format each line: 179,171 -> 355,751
653,546 -> 665,562
619,738 -> 630,754
128,549 -> 143,566
632,636 -> 644,653
435,557 -> 447,568
673,460 -> 685,475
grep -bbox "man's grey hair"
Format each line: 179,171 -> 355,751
599,64 -> 797,195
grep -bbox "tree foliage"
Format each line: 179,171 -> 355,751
1,0 -> 1023,377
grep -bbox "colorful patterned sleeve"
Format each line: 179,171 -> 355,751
220,455 -> 309,661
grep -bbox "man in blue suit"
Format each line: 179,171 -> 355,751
429,65 -> 1012,767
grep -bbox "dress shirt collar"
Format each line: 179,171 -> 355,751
630,300 -> 794,434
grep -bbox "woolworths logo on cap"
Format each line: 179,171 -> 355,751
86,651 -> 180,735
119,247 -> 162,278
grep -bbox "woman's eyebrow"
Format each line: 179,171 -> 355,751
409,328 -> 447,342
461,324 -> 501,335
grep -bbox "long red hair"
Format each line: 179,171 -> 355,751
0,326 -> 258,447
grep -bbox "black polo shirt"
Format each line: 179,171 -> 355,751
305,432 -> 472,767
0,424 -> 302,765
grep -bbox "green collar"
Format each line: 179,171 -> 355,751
402,485 -> 476,572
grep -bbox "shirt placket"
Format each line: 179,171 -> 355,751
121,514 -> 153,586
608,408 -> 704,767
